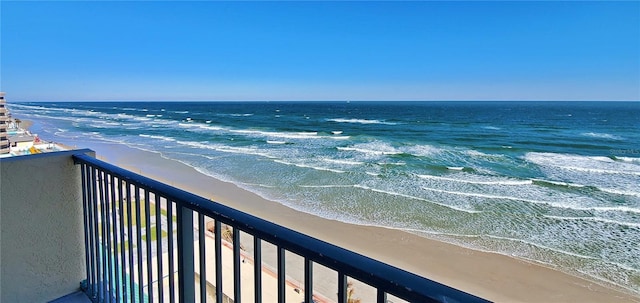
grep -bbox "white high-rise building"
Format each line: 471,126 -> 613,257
0,92 -> 10,154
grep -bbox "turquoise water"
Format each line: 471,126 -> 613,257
10,101 -> 640,293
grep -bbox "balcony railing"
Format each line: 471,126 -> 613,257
73,153 -> 490,303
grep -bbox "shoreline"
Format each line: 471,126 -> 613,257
84,141 -> 638,303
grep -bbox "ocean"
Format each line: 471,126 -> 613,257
9,101 -> 640,293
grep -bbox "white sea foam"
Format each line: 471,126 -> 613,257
531,179 -> 586,188
482,126 -> 501,130
376,161 -> 406,166
232,129 -> 320,140
299,184 -> 356,188
447,167 -> 464,171
581,132 -> 623,140
421,186 -> 551,205
591,206 -> 640,214
178,123 -> 225,131
320,158 -> 364,165
404,144 -> 444,157
525,152 -> 640,176
597,187 -> 640,197
330,136 -> 351,140
327,118 -> 397,125
273,159 -> 346,173
543,215 -> 640,228
353,185 -> 481,214
617,156 -> 640,164
337,141 -> 402,156
139,134 -> 176,142
176,140 -> 274,158
337,146 -> 402,155
417,174 -> 533,186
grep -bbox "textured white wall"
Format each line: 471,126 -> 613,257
1,150 -> 94,302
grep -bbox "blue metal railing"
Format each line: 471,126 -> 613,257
74,153 -> 490,303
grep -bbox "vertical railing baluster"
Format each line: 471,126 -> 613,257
253,237 -> 261,303
109,174 -> 120,303
86,165 -> 96,299
214,220 -> 222,303
101,171 -> 114,301
97,170 -> 109,301
90,167 -> 102,301
199,214 -> 207,302
305,258 -> 313,303
233,227 -> 241,303
338,274 -> 347,303
117,178 -> 128,301
156,195 -> 164,302
377,289 -> 387,303
145,190 -> 153,303
80,163 -> 92,297
167,201 -> 176,303
135,186 -> 144,302
177,204 -> 195,302
126,182 -> 135,303
277,247 -> 285,303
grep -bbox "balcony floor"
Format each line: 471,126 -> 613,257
48,291 -> 92,303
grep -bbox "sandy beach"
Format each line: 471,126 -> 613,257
78,141 -> 639,303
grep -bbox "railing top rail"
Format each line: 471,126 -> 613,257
73,152 -> 490,303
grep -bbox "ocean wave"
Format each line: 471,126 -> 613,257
326,118 -> 397,125
273,159 -> 346,173
178,122 -> 225,131
376,161 -> 406,166
175,140 -> 275,158
139,134 -> 176,142
231,129 -> 321,140
543,215 -> 640,228
421,185 -> 550,205
581,132 -> 623,140
299,184 -> 356,188
266,140 -> 287,144
591,206 -> 640,215
482,126 -> 501,130
531,179 -> 586,188
403,144 -> 445,157
525,152 -> 640,176
330,136 -> 351,140
320,158 -> 365,165
417,174 -> 533,186
421,185 -> 640,214
337,141 -> 403,156
616,156 -> 640,164
353,185 -> 481,214
597,187 -> 640,197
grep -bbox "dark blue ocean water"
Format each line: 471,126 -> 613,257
10,101 -> 640,293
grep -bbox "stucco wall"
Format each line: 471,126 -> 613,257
0,150 -> 94,302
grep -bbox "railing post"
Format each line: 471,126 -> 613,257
177,204 -> 195,302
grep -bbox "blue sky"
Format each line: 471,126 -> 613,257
1,1 -> 639,101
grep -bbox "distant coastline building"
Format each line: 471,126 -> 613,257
0,92 -> 10,155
